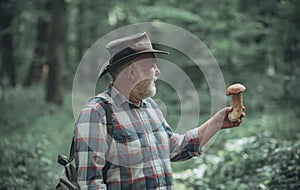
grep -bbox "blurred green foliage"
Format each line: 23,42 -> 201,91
0,136 -> 54,189
0,0 -> 299,189
0,87 -> 74,189
175,134 -> 300,190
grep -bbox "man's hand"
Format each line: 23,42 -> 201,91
198,107 -> 246,146
210,107 -> 246,129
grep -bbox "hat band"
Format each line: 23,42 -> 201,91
110,47 -> 137,64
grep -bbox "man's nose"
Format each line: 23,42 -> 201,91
155,67 -> 161,76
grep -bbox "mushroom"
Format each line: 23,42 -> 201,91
226,83 -> 246,122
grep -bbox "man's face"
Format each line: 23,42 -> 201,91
131,54 -> 160,100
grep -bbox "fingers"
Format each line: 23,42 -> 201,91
228,121 -> 239,128
223,107 -> 233,114
229,117 -> 243,128
235,116 -> 244,126
232,120 -> 241,128
242,106 -> 246,117
241,112 -> 246,118
219,107 -> 246,129
227,107 -> 233,112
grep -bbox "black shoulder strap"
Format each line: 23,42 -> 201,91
68,97 -> 113,162
100,98 -> 113,139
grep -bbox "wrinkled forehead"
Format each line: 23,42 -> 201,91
132,54 -> 157,68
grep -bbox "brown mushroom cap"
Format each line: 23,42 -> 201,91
226,83 -> 246,96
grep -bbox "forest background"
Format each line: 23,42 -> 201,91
0,0 -> 299,189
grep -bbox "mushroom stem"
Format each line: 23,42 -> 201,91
228,92 -> 243,122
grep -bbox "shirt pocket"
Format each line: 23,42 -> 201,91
114,134 -> 144,167
114,127 -> 141,143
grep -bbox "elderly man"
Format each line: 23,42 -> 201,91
74,32 -> 245,189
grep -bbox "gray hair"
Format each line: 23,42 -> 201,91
108,61 -> 133,81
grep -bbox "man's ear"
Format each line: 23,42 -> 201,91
126,64 -> 137,82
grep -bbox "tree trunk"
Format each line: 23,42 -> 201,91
24,1 -> 51,86
46,0 -> 66,105
77,1 -> 84,62
0,0 -> 16,87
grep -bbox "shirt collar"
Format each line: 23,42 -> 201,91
108,84 -> 147,108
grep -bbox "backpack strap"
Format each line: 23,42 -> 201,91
100,97 -> 113,140
99,97 -> 113,184
68,97 -> 113,162
69,138 -> 75,162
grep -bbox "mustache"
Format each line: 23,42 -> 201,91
135,76 -> 157,84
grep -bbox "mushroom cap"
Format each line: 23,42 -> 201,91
226,83 -> 246,96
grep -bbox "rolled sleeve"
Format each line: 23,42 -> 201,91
167,125 -> 202,162
75,105 -> 108,189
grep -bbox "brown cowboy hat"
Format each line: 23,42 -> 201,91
99,32 -> 169,77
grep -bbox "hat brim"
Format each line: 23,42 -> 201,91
99,49 -> 169,78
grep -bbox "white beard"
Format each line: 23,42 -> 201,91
148,82 -> 157,97
132,78 -> 157,101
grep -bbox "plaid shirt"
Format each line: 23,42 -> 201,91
75,86 -> 202,190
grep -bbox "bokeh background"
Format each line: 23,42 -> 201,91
0,0 -> 299,189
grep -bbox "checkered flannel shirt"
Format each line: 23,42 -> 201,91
74,85 -> 202,190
